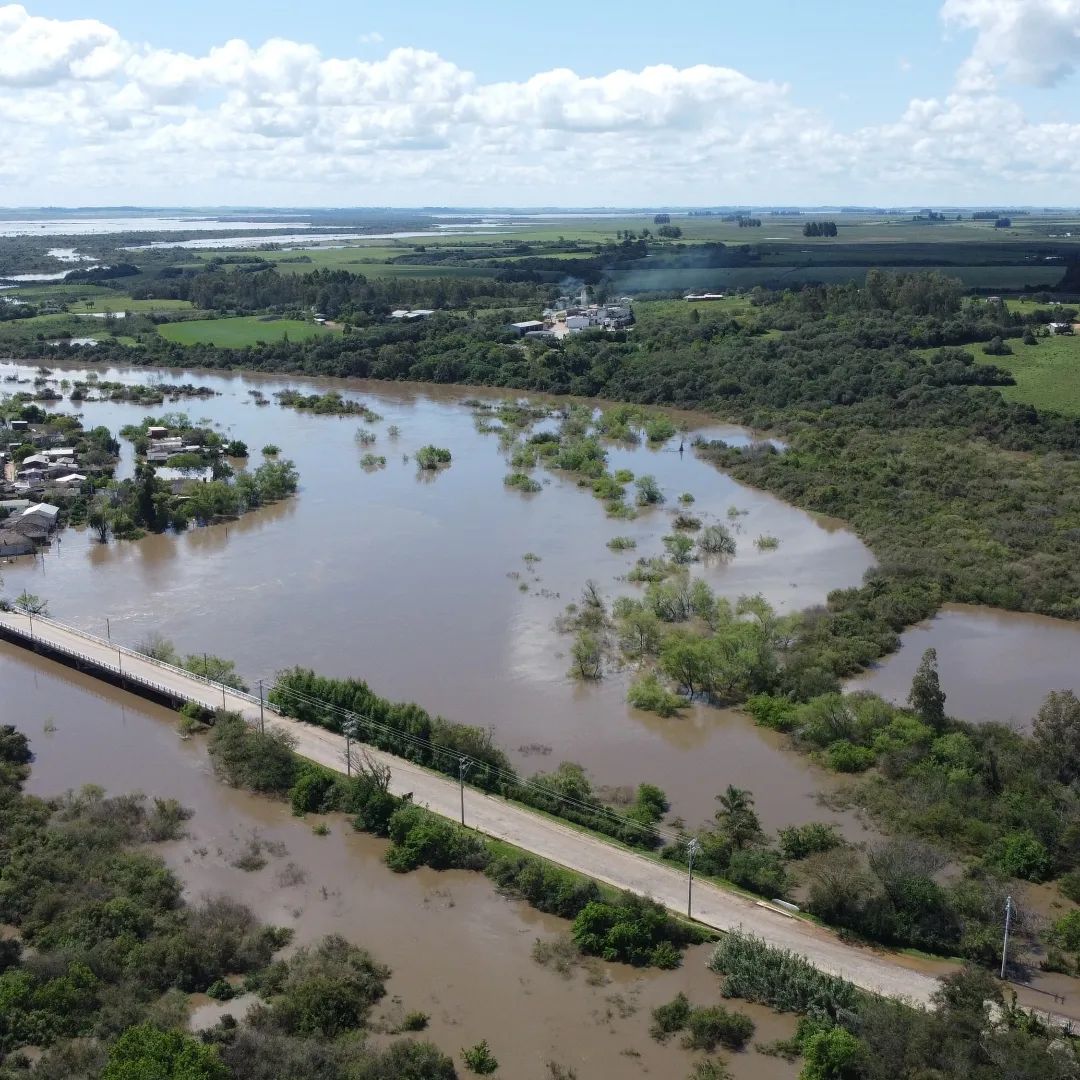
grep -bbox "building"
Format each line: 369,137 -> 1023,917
0,528 -> 34,556
50,473 -> 87,488
146,426 -> 168,438
510,320 -> 546,336
565,315 -> 595,331
390,309 -> 435,320
684,293 -> 727,301
43,448 -> 76,461
16,502 -> 60,532
1050,322 -> 1075,335
8,419 -> 28,431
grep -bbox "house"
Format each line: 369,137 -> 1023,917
8,420 -> 28,431
20,455 -> 50,469
0,528 -> 34,556
684,293 -> 727,302
565,315 -> 594,331
510,320 -> 546,336
50,473 -> 86,488
523,330 -> 557,341
146,426 -> 168,438
17,502 -> 60,531
1050,322 -> 1075,335
390,309 -> 435,320
0,498 -> 31,515
43,448 -> 76,461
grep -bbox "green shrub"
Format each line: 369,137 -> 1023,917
726,849 -> 789,898
385,805 -> 491,873
461,1039 -> 499,1074
649,992 -> 691,1041
681,1004 -> 755,1051
986,831 -> 1052,882
505,471 -> 542,492
416,445 -> 452,469
289,763 -> 341,815
825,741 -> 876,773
570,894 -> 705,967
778,823 -> 842,860
744,694 -> 797,732
208,714 -> 297,793
627,673 -> 685,717
485,851 -> 601,919
401,1010 -> 430,1031
607,535 -> 637,550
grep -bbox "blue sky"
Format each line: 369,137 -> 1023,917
3,1 -> 1080,205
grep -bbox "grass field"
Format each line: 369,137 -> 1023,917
67,296 -> 194,313
974,332 -> 1080,416
157,315 -> 336,346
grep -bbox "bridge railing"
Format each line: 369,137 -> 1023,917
0,609 -> 270,712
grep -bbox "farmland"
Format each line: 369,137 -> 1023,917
975,331 -> 1080,416
157,315 -> 337,346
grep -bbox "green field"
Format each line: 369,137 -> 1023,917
67,296 -> 194,313
158,316 -> 336,346
975,332 -> 1080,415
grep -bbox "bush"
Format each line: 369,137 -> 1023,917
401,1011 -> 430,1031
986,831 -> 1052,882
778,823 -> 843,860
726,849 -> 789,898
607,535 -> 637,550
570,894 -> 705,967
698,525 -> 736,557
461,1040 -> 499,1074
207,714 -> 297,793
385,805 -> 491,873
416,445 -> 452,469
485,851 -> 601,919
627,673 -> 685,717
682,1004 -> 755,1051
825,741 -> 876,773
289,763 -> 342,815
744,694 -> 797,732
504,472 -> 542,493
649,992 -> 692,1041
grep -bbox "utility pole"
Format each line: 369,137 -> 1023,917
686,837 -> 700,919
459,757 -> 473,826
106,616 -> 110,641
1001,894 -> 1014,979
343,720 -> 360,777
117,647 -> 123,683
27,609 -> 34,642
257,679 -> 265,734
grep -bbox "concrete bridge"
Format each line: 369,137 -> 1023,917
0,606 -> 957,1008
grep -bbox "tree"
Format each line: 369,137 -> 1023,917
1032,690 -> 1080,784
570,630 -> 603,680
102,1022 -> 229,1080
698,524 -> 736,557
15,591 -> 48,615
663,533 -> 696,564
908,648 -> 946,730
714,786 -> 763,851
461,1040 -> 499,1074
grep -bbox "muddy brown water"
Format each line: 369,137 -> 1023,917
3,646 -> 799,1079
1,359 -> 877,832
848,604 -> 1080,729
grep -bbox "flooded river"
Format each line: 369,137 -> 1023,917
849,604 -> 1080,728
1,359 -> 877,830
3,646 -> 799,1079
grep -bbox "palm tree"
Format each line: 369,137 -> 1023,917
715,785 -> 762,851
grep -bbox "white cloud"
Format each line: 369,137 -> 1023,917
942,0 -> 1080,88
0,2 -> 1078,204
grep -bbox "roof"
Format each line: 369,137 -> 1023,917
512,320 -> 546,329
0,528 -> 34,552
44,448 -> 76,457
21,455 -> 49,466
52,473 -> 87,484
0,499 -> 31,511
22,502 -> 60,519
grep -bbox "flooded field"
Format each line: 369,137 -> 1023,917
3,646 -> 799,1080
1,359 -> 877,829
849,604 -> 1080,728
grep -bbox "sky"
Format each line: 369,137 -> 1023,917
2,0 -> 1080,207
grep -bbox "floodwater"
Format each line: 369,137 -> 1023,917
0,218 -> 316,238
0,359 -> 876,830
127,226 -> 519,250
849,604 -> 1080,728
3,647 -> 799,1080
